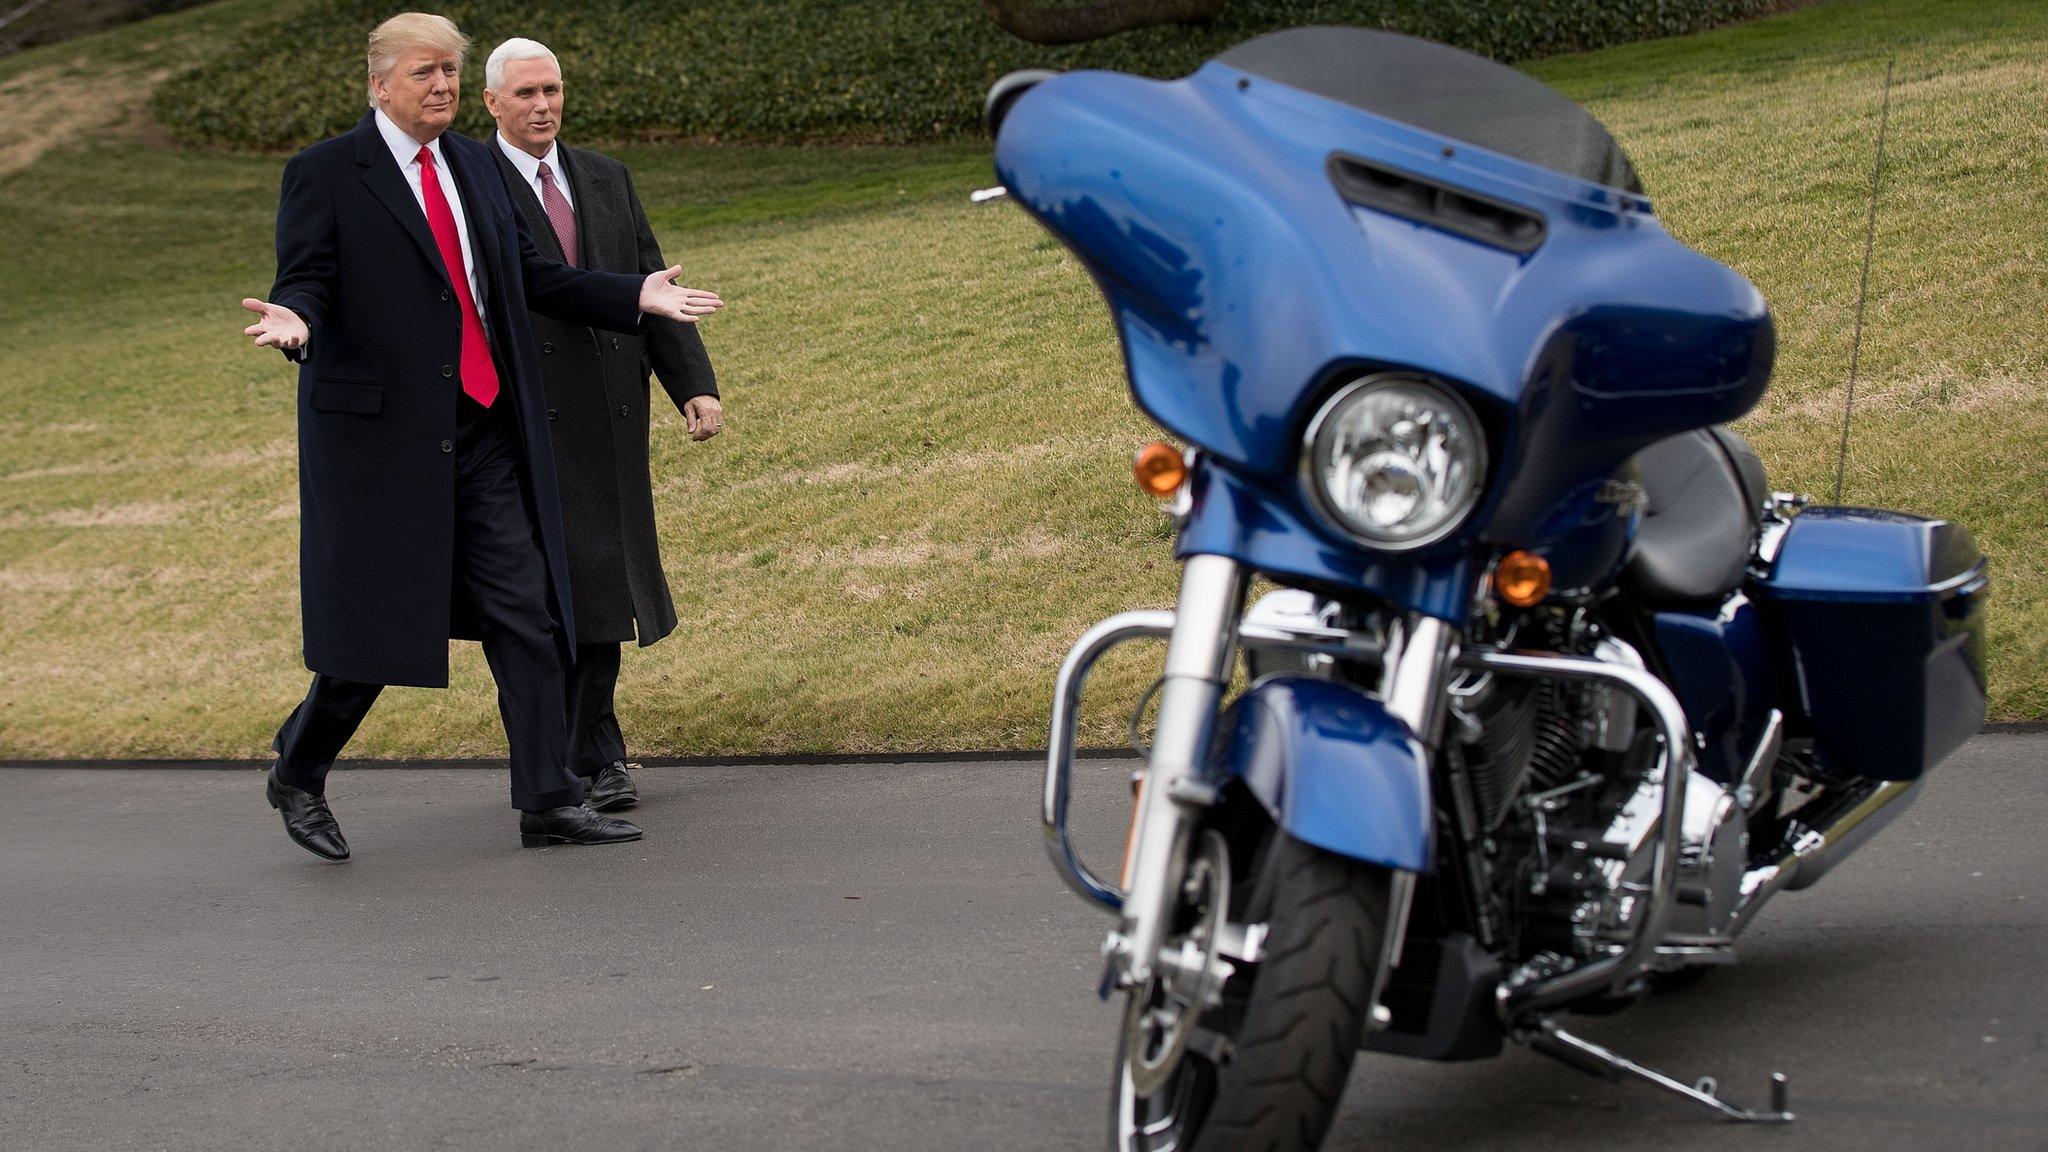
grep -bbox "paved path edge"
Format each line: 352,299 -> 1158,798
5,724 -> 2045,770
0,747 -> 1144,770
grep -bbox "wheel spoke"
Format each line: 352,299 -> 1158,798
1137,1112 -> 1178,1139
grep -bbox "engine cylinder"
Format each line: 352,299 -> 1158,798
1454,676 -> 1535,830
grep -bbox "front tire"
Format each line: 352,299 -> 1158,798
1115,831 -> 1394,1152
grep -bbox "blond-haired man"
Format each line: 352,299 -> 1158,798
240,13 -> 722,858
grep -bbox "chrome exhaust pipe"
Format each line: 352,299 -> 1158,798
1727,778 -> 1922,938
1782,779 -> 1922,891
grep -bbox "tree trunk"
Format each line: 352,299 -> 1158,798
982,0 -> 1229,45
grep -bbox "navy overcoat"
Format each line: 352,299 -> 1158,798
269,112 -> 643,687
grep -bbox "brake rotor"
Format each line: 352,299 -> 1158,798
1122,829 -> 1232,1097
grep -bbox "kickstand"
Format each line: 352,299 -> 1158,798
1518,1017 -> 1794,1123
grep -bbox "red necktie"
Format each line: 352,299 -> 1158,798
415,145 -> 499,408
537,160 -> 578,267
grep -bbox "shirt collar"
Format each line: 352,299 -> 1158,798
494,132 -> 562,189
374,107 -> 444,173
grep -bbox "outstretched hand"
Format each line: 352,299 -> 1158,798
639,267 -> 723,324
242,298 -> 308,352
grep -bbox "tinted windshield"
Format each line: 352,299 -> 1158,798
1217,27 -> 1641,193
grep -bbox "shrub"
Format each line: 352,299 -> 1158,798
155,0 -> 1779,151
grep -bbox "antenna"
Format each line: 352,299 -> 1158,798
1833,58 -> 1895,505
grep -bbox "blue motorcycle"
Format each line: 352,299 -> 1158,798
991,27 -> 1988,1152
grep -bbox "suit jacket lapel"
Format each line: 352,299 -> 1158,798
352,113 -> 449,290
492,144 -> 565,265
561,146 -> 602,269
442,136 -> 498,315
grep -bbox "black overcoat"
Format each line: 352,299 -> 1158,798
269,112 -> 645,687
490,142 -> 718,646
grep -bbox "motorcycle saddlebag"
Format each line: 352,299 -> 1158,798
1751,507 -> 1988,780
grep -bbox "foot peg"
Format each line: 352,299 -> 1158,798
1519,1017 -> 1794,1123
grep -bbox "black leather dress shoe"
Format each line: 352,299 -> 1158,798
584,761 -> 639,812
266,767 -> 349,861
520,804 -> 642,847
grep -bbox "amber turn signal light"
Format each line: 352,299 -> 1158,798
1133,441 -> 1187,497
1495,550 -> 1552,607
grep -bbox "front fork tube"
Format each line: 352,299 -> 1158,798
1379,615 -> 1458,743
1107,559 -> 1458,988
1110,555 -> 1247,986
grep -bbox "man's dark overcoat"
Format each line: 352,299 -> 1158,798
270,111 -> 645,687
490,143 -> 718,646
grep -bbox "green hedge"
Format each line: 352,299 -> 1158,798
155,0 -> 1778,150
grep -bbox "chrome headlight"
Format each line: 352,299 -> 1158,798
1301,374 -> 1487,550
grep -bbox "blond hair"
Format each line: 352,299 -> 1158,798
366,12 -> 471,107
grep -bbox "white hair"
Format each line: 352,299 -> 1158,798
485,37 -> 561,91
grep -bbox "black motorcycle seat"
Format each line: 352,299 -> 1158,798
1620,427 -> 1766,605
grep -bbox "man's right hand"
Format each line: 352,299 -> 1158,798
242,298 -> 309,352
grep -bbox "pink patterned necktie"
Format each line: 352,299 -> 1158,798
414,145 -> 499,408
538,160 -> 579,267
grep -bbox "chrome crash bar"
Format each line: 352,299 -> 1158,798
1462,647 -> 1693,1019
1042,611 -> 1700,1019
1041,610 -> 1372,910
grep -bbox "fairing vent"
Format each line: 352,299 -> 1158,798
1328,155 -> 1547,255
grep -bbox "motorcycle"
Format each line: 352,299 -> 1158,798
986,26 -> 1989,1152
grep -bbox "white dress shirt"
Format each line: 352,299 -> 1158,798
374,108 -> 484,306
494,133 -> 574,212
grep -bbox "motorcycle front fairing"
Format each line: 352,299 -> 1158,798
994,43 -> 1774,624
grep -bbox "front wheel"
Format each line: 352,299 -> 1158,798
1114,830 -> 1395,1152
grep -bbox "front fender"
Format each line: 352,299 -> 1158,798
1215,676 -> 1433,872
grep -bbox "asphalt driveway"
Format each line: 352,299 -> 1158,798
0,736 -> 2041,1150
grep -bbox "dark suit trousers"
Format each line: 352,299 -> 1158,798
565,642 -> 628,777
273,397 -> 584,811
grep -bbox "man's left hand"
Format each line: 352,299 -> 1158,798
683,396 -> 724,442
640,266 -> 724,323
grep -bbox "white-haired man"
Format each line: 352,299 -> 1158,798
483,38 -> 725,813
238,12 -> 723,858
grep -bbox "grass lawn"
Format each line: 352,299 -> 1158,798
0,0 -> 2041,760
